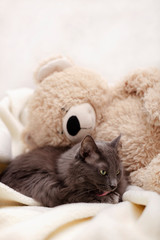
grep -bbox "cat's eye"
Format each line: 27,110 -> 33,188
99,170 -> 107,176
116,170 -> 120,175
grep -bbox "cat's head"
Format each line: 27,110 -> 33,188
76,135 -> 122,196
60,135 -> 123,196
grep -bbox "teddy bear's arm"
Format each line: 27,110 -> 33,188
129,155 -> 160,194
124,68 -> 160,97
142,83 -> 160,125
123,69 -> 160,125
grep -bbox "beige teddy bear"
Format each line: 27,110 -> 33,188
23,56 -> 160,194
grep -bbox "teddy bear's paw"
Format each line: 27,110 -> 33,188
142,83 -> 160,126
124,68 -> 160,97
129,170 -> 144,188
130,158 -> 160,194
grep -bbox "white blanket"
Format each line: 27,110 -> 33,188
0,89 -> 160,240
0,184 -> 160,240
0,88 -> 33,162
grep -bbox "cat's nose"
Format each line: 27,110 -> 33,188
109,179 -> 117,190
110,184 -> 117,190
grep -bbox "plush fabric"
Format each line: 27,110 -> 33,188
22,57 -> 160,193
0,88 -> 33,163
0,183 -> 160,240
0,88 -> 160,240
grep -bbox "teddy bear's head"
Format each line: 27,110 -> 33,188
23,56 -> 110,149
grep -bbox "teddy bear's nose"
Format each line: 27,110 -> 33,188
67,116 -> 81,136
62,103 -> 96,143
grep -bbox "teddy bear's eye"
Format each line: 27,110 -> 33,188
57,130 -> 64,135
61,107 -> 68,113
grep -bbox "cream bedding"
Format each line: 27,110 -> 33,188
0,183 -> 160,240
0,89 -> 160,240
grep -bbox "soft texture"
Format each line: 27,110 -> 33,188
1,2 -> 159,239
0,87 -> 160,240
0,88 -> 33,163
0,183 -> 160,240
22,57 -> 160,193
23,65 -> 109,147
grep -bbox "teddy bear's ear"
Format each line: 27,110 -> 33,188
35,56 -> 73,84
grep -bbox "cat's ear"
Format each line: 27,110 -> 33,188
79,135 -> 99,164
110,134 -> 121,150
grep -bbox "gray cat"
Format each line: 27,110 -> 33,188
0,135 -> 127,207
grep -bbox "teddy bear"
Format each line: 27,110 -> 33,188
23,56 -> 160,194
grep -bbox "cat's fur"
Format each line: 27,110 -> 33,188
0,135 -> 127,207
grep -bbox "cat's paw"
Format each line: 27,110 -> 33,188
99,192 -> 120,204
107,192 -> 120,204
